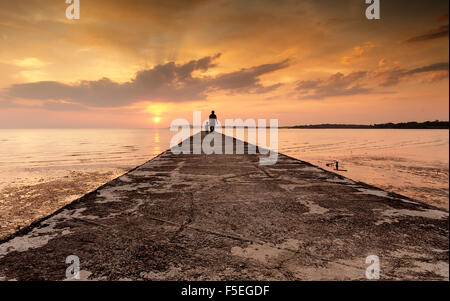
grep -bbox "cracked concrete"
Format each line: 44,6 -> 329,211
0,132 -> 448,280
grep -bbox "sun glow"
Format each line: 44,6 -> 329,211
153,116 -> 161,123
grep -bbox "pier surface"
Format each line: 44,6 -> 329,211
0,133 -> 448,280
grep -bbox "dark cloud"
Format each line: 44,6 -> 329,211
404,24 -> 449,43
296,80 -> 322,92
4,54 -> 289,108
377,62 -> 449,86
406,62 -> 449,74
295,71 -> 371,100
375,68 -> 405,87
295,62 -> 449,99
211,60 -> 289,93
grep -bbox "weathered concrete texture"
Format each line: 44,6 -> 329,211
0,133 -> 448,281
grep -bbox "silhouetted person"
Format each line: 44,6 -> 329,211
209,110 -> 217,132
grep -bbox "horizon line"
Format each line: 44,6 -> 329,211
0,120 -> 448,130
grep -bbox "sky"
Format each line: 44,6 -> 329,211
0,0 -> 448,128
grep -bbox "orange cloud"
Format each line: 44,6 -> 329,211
341,42 -> 375,64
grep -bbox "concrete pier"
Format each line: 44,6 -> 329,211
0,133 -> 448,280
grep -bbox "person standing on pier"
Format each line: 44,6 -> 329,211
209,110 -> 217,132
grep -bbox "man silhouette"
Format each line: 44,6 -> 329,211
209,110 -> 217,132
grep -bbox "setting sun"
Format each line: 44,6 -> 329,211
153,117 -> 161,123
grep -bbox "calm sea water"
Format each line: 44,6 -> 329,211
0,128 -> 448,238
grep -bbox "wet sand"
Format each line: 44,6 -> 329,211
0,169 -> 128,239
0,133 -> 448,280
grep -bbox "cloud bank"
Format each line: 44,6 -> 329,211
296,72 -> 371,100
404,24 -> 449,43
296,62 -> 449,99
3,54 -> 289,108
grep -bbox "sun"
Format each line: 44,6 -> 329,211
153,116 -> 161,123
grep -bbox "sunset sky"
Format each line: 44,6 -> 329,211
0,0 -> 448,128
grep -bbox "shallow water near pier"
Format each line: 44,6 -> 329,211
0,128 -> 448,239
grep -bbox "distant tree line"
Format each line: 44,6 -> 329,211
287,121 -> 449,129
